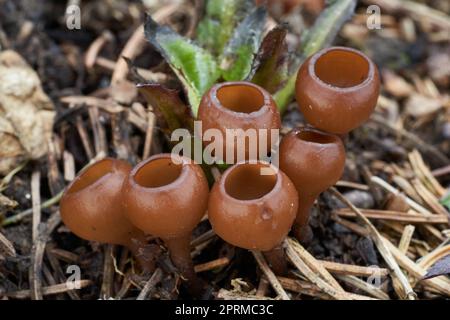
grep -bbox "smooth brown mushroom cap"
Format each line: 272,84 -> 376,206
296,46 -> 380,134
279,127 -> 346,196
208,162 -> 298,251
60,158 -> 136,246
198,81 -> 281,162
122,154 -> 209,239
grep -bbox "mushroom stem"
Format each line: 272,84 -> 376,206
163,235 -> 202,295
124,230 -> 155,273
292,194 -> 316,243
262,245 -> 288,275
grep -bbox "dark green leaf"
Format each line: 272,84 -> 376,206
144,15 -> 220,116
274,0 -> 357,113
220,7 -> 267,81
137,83 -> 194,133
249,24 -> 289,93
196,0 -> 253,56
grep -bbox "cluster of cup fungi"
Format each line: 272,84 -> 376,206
60,46 -> 380,295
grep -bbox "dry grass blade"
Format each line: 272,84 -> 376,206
88,106 -> 107,156
0,161 -> 27,192
143,109 -> 156,159
29,211 -> 62,300
418,244 -> 450,270
392,175 -> 423,204
432,165 -> 450,178
336,275 -> 390,300
409,150 -> 447,197
137,268 -> 163,300
336,180 -> 370,190
277,277 -> 376,300
217,289 -> 275,300
84,31 -> 114,69
383,237 -> 450,296
251,251 -> 290,300
0,230 -> 16,257
61,96 -> 123,113
411,179 -> 449,216
75,115 -> 95,160
398,225 -> 415,254
194,257 -> 230,273
371,176 -> 432,215
111,3 -> 179,84
287,239 -> 345,293
31,170 -> 41,242
329,187 -> 417,300
6,280 -> 92,299
318,260 -> 389,277
334,208 -> 447,224
284,239 -> 355,300
277,277 -> 330,299
30,169 -> 42,300
2,191 -> 63,227
100,244 -> 115,299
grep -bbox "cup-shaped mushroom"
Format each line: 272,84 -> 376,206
296,46 -> 380,134
208,161 -> 298,274
122,154 -> 209,292
198,81 -> 281,164
279,127 -> 346,242
60,158 -> 152,271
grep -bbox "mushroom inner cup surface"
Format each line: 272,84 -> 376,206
217,84 -> 264,114
314,49 -> 369,88
225,164 -> 277,200
67,159 -> 114,194
134,158 -> 183,188
297,130 -> 335,144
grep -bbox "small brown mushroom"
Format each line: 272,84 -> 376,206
296,46 -> 380,134
208,161 -> 298,274
198,81 -> 281,163
121,154 -> 209,294
279,127 -> 346,242
60,158 -> 153,271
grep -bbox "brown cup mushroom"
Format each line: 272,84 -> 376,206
208,161 -> 298,274
198,81 -> 281,163
60,158 -> 153,271
121,153 -> 209,293
296,46 -> 380,134
279,127 -> 346,242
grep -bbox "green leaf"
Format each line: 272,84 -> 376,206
300,0 -> 357,58
249,24 -> 289,93
220,7 -> 267,81
274,0 -> 357,113
196,0 -> 253,56
137,83 -> 194,133
441,192 -> 450,211
144,15 -> 220,116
